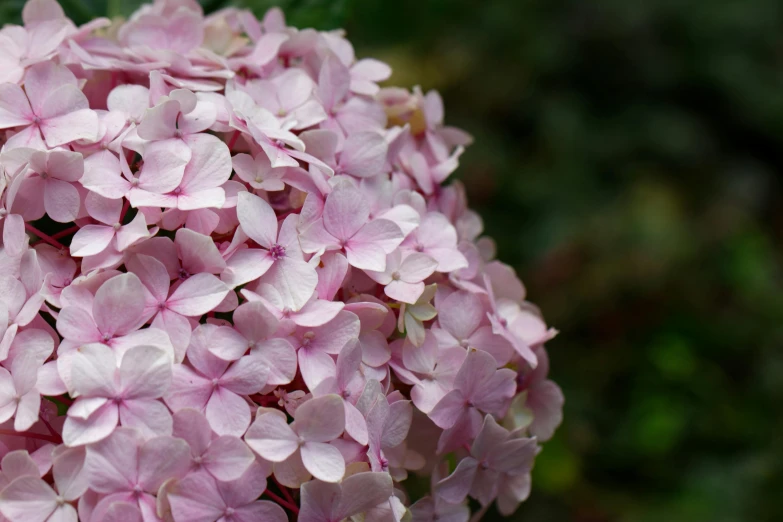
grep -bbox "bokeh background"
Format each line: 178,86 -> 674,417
3,0 -> 783,520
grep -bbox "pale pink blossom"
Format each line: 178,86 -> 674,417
244,395 -> 346,482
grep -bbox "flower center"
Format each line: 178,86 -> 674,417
301,331 -> 315,346
269,243 -> 286,260
178,268 -> 190,280
391,271 -> 401,281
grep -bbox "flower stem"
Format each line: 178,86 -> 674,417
25,224 -> 65,249
51,225 -> 81,240
227,130 -> 241,150
264,489 -> 299,514
0,429 -> 61,444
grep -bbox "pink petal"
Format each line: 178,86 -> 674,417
84,428 -> 139,494
251,338 -> 297,386
317,54 -> 350,111
40,106 -> 98,148
176,228 -> 227,274
55,306 -> 100,343
179,134 -> 232,193
125,254 -> 170,304
119,346 -> 171,399
384,280 -> 425,304
0,83 -> 33,128
232,301 -> 278,344
136,141 -> 191,194
232,501 -> 288,522
115,212 -> 150,251
219,354 -> 268,395
295,394 -> 345,442
298,347 -> 336,391
0,476 -> 57,522
202,435 -> 255,482
93,273 -> 146,337
222,248 -> 274,289
69,343 -> 117,397
205,387 -> 251,437
167,472 -> 224,522
244,412 -> 299,462
338,132 -> 387,178
336,472 -> 393,520
164,364 -> 212,412
439,291 -> 484,341
166,274 -> 229,317
136,99 -> 178,141
137,435 -> 191,492
43,179 -> 80,223
261,256 -> 318,312
69,225 -> 115,257
300,441 -> 344,483
435,457 -> 477,504
62,402 -> 119,446
118,399 -> 173,439
428,390 -> 467,429
236,192 -> 278,249
322,187 -> 369,241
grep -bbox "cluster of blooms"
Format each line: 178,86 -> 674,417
0,0 -> 563,520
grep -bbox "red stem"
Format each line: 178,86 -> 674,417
25,224 -> 64,249
264,489 -> 299,514
120,198 -> 131,222
39,417 -> 63,444
227,130 -> 241,150
51,225 -> 81,240
273,477 -> 296,505
0,429 -> 61,444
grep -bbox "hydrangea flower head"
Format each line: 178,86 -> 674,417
0,1 -> 562,520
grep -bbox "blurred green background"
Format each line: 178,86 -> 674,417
4,0 -> 783,520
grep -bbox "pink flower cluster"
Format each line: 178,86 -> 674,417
0,0 -> 563,520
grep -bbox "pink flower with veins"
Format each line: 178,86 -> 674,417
287,310 -> 360,390
235,192 -> 317,311
0,331 -> 53,432
137,88 -> 216,145
389,331 -> 466,415
241,286 -> 344,332
172,408 -> 256,482
167,461 -> 287,522
298,471 -> 393,522
436,415 -> 537,507
231,152 -> 287,192
366,249 -> 437,304
512,347 -> 564,442
165,324 -> 269,437
126,253 -> 230,359
205,300 -> 298,387
4,147 -> 84,224
70,193 -> 152,258
356,379 -> 414,474
299,185 -> 404,272
316,54 -> 387,146
433,290 -> 513,366
400,211 -> 468,273
312,340 -> 368,445
0,447 -> 88,522
61,344 -> 173,446
0,62 -> 98,149
427,349 -> 517,453
129,134 -> 232,211
84,428 -> 191,521
241,68 -> 327,131
55,273 -> 148,349
244,394 -> 346,483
